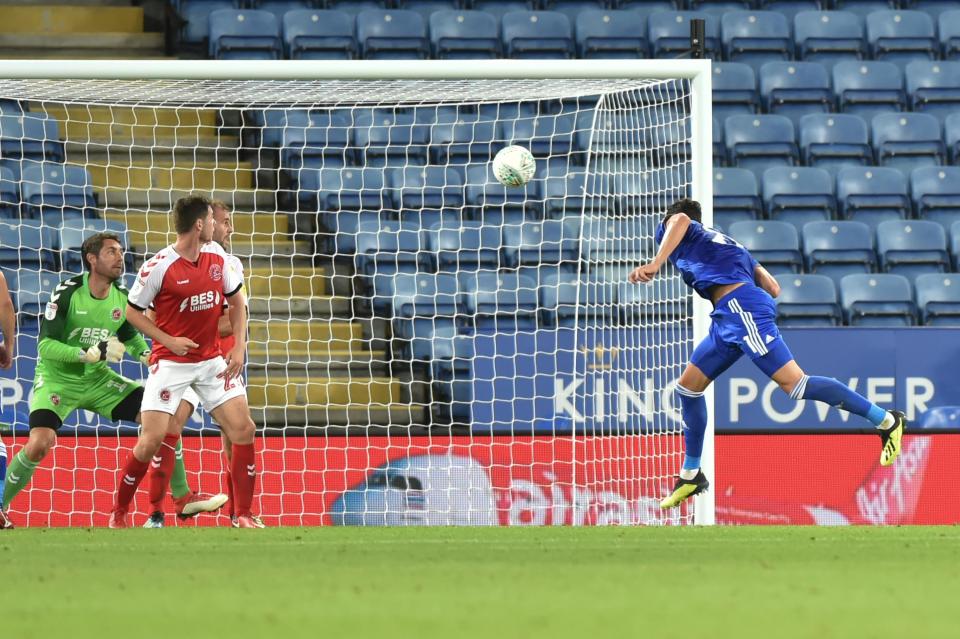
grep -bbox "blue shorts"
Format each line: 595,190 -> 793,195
691,284 -> 795,380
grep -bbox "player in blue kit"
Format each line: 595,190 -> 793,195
629,199 -> 907,509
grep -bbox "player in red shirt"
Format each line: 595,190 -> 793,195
111,194 -> 260,528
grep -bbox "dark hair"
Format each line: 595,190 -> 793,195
81,232 -> 122,272
173,194 -> 212,234
664,198 -> 702,224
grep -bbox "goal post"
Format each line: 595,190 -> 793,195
0,59 -> 714,527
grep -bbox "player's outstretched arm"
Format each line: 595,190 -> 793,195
126,305 -> 198,357
754,264 -> 781,298
0,271 -> 15,369
629,212 -> 691,284
220,290 -> 247,380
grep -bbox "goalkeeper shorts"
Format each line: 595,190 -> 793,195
30,368 -> 142,428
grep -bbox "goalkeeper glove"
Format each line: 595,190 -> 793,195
82,337 -> 125,364
139,350 -> 151,366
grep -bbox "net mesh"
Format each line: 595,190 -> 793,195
0,76 -> 700,526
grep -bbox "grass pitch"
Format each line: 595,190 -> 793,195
2,526 -> 957,639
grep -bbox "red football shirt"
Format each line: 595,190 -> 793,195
218,254 -> 245,357
129,243 -> 243,364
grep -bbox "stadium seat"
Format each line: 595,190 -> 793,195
940,10 -> 960,60
356,219 -> 424,284
208,10 -> 282,59
429,220 -> 503,272
501,11 -> 575,59
471,1 -> 532,20
178,0 -> 234,45
357,9 -> 429,59
871,112 -> 944,174
354,112 -> 430,167
802,220 -> 876,286
720,11 -> 793,72
391,272 -> 459,319
0,113 -> 63,162
0,166 -> 16,218
254,0 -> 314,21
912,166 -> 960,231
541,274 -> 616,327
502,219 -> 580,267
319,210 -> 383,256
574,10 -> 648,59
799,113 -> 872,172
388,165 -> 464,211
430,119 -> 498,165
832,0 -> 897,19
541,0 -> 603,21
837,166 -> 910,230
762,166 -> 836,231
617,0 -> 673,15
794,10 -> 866,65
713,117 -> 725,165
648,12 -> 720,59
712,63 -> 759,122
759,61 -> 833,128
0,219 -> 55,270
839,273 -> 916,326
945,112 -> 960,162
688,0 -> 751,13
397,0 -> 459,23
915,273 -> 960,325
832,61 -> 905,120
11,270 -> 61,318
905,61 -> 960,123
316,167 -> 390,212
876,219 -> 948,283
544,166 -> 587,219
866,10 -> 937,69
429,10 -> 501,59
259,108 -> 308,150
326,0 -> 381,15
20,162 -> 96,223
283,10 -> 357,60
775,273 -> 842,326
724,114 -> 798,178
713,168 -> 762,229
729,220 -> 802,274
280,112 -> 352,170
465,164 -> 541,219
500,111 -> 576,157
461,272 -> 538,330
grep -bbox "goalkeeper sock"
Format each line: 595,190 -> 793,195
0,441 -> 7,502
230,443 -> 256,518
148,434 -> 179,512
790,375 -> 888,427
169,437 -> 192,500
3,449 -> 39,509
115,454 -> 150,512
676,385 -> 707,473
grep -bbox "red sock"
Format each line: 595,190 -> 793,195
148,435 -> 179,512
115,454 -> 150,512
230,443 -> 256,518
225,467 -> 235,518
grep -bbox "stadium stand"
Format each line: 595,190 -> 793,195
839,272 -> 917,326
774,273 -> 843,327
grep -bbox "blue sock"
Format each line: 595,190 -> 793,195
676,385 -> 707,470
791,375 -> 887,427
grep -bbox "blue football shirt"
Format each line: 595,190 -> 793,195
654,219 -> 759,300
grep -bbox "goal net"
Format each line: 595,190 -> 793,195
0,61 -> 712,527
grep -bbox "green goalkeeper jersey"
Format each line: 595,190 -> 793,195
36,272 -> 150,383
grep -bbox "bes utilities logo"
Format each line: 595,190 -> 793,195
69,326 -> 112,346
179,290 -> 221,313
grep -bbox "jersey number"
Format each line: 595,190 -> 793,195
709,230 -> 744,249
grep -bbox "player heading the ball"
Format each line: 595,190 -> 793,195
630,198 -> 907,510
110,194 -> 261,528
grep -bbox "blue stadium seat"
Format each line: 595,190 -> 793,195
907,0 -> 960,20
258,108 -> 309,150
208,10 -> 282,59
327,0 -> 381,15
20,162 -> 96,223
0,113 -> 63,162
59,218 -> 130,272
581,217 -> 648,264
283,10 -> 357,59
762,1 -> 823,21
254,0 -> 314,21
713,116 -> 725,165
833,0 -> 897,19
430,119 -> 498,165
729,220 -> 802,274
799,113 -> 872,172
871,112 -> 945,173
905,61 -> 960,123
179,0 -> 234,45
10,270 -> 61,317
0,219 -> 55,270
318,210 -> 383,256
794,10 -> 866,66
546,0 -> 607,23
832,61 -> 905,120
0,166 -> 16,218
502,11 -> 575,59
648,12 -> 719,59
502,219 -> 580,267
356,219 -> 424,282
762,166 -> 836,231
721,11 -> 793,72
866,10 -> 937,69
840,273 -> 916,326
713,167 -> 762,229
465,164 -> 541,219
574,10 -> 647,58
712,63 -> 758,122
391,272 -> 459,319
912,166 -> 960,231
616,0 -> 674,14
430,220 -> 503,272
688,0 -> 751,13
542,163 -> 587,220
940,10 -> 960,60
500,111 -> 576,157
280,111 -> 352,170
357,9 -> 429,59
471,1 -> 532,20
315,167 -> 390,212
397,0 -> 458,23
775,273 -> 842,326
915,273 -> 960,325
837,166 -> 910,230
876,219 -> 948,283
429,10 -> 500,58
354,112 -> 430,167
388,165 -> 464,211
724,114 -> 798,178
461,271 -> 538,329
541,275 -> 616,327
802,220 -> 876,286
946,112 -> 960,162
759,61 -> 833,128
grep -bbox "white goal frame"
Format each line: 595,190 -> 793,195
1,58 -> 714,526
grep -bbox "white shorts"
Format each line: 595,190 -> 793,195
141,357 -> 246,415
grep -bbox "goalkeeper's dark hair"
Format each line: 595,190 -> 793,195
172,194 -> 212,234
81,232 -> 122,272
663,198 -> 702,225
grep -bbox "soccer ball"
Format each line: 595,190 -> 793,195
492,145 -> 536,187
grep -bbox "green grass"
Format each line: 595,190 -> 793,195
2,526 -> 958,639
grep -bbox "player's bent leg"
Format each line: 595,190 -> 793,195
110,410 -> 173,528
3,411 -> 62,513
209,396 -> 259,525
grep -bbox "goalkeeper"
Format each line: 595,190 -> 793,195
2,233 -> 150,514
